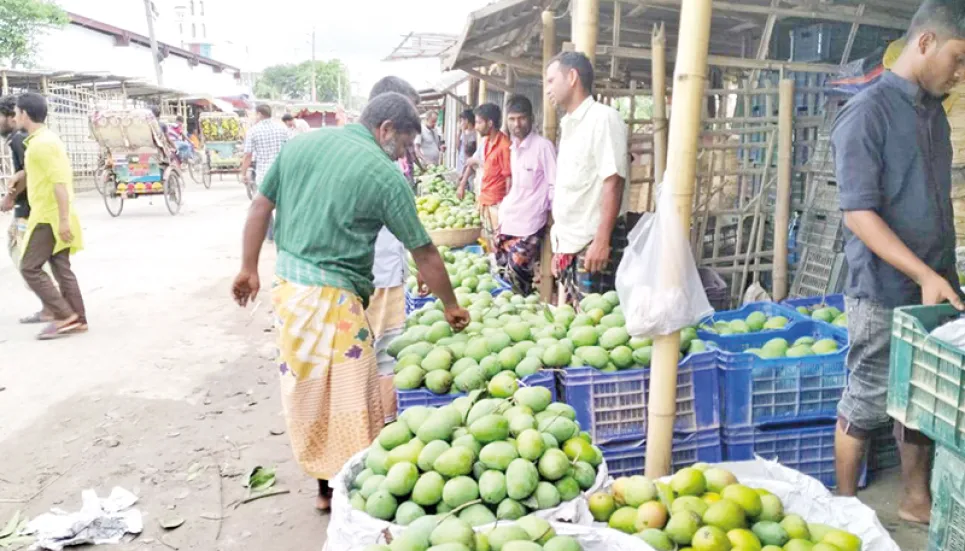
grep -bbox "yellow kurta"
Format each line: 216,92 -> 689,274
23,127 -> 83,257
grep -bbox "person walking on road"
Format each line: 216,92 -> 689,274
831,0 -> 965,523
16,92 -> 87,339
367,75 -> 423,425
241,104 -> 288,241
415,109 -> 444,166
457,103 -> 510,247
494,95 -> 555,295
282,113 -> 310,137
545,51 -> 629,305
231,92 -> 469,513
0,95 -> 51,324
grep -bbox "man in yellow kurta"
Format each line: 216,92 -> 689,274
17,92 -> 87,339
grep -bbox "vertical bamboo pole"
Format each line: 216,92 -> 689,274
469,78 -> 480,108
539,9 -> 558,302
573,0 -> 600,63
478,68 -> 488,105
121,81 -> 128,108
773,79 -> 794,300
644,0 -> 713,478
503,67 -> 516,133
1,72 -> 8,96
652,23 -> 668,188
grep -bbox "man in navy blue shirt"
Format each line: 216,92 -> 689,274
0,94 -> 49,324
831,0 -> 965,523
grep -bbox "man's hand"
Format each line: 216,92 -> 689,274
58,218 -> 73,243
583,239 -> 611,274
444,305 -> 471,332
457,184 -> 466,200
0,194 -> 13,213
416,272 -> 430,297
921,271 -> 965,310
232,268 -> 261,307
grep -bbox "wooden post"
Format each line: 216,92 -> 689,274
773,79 -> 794,300
121,81 -> 129,108
1,71 -> 8,96
574,0 -> 600,63
478,67 -> 488,105
503,67 -> 516,133
652,23 -> 668,188
644,0 -> 713,479
469,78 -> 480,108
538,9 -> 558,303
40,76 -> 48,94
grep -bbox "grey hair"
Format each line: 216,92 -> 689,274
909,0 -> 965,40
369,76 -> 419,105
360,92 -> 422,135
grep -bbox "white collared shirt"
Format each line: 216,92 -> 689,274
552,96 -> 629,254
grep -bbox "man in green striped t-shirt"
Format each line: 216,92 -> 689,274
231,92 -> 469,512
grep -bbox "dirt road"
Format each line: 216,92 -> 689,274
0,178 -> 928,550
0,179 -> 326,550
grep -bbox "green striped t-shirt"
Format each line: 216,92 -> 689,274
260,124 -> 431,304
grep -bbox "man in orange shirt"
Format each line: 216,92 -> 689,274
458,103 -> 510,246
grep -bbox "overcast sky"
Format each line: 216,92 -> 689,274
55,0 -> 490,93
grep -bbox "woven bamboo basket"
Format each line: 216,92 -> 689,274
428,227 -> 482,247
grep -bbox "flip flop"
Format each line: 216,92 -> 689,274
19,311 -> 52,324
37,319 -> 81,341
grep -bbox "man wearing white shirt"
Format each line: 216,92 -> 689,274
545,51 -> 629,304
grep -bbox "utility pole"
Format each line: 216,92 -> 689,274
311,28 -> 317,102
143,0 -> 163,86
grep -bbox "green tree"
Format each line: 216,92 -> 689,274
254,60 -> 350,102
0,0 -> 68,66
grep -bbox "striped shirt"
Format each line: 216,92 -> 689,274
260,124 -> 431,304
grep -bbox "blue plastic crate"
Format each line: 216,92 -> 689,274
457,245 -> 485,255
602,429 -> 723,478
868,430 -> 899,473
707,320 -> 848,428
560,350 -> 719,445
782,294 -> 847,336
723,422 -> 866,489
405,289 -> 438,316
697,301 -> 810,341
396,370 -> 557,415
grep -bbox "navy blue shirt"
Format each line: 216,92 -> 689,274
831,71 -> 959,308
7,130 -> 27,218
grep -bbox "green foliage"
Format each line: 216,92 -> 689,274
254,59 -> 350,101
0,0 -> 68,66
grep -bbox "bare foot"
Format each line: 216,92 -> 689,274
315,495 -> 331,512
898,497 -> 931,524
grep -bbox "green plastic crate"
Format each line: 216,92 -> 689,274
888,305 -> 965,456
929,445 -> 965,551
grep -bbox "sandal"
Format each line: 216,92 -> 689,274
19,311 -> 53,324
37,317 -> 80,341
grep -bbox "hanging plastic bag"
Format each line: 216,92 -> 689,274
616,178 -> 714,337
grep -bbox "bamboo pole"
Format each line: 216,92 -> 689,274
538,9 -> 558,302
1,71 -> 8,96
469,78 -> 480,108
478,67 -> 488,105
503,67 -> 516,133
652,23 -> 667,187
644,0 -> 713,479
574,0 -> 600,63
773,79 -> 794,300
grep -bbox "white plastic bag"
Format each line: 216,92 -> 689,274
616,180 -> 714,337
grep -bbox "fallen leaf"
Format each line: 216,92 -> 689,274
245,466 -> 276,493
159,514 -> 184,530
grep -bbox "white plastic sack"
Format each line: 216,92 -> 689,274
590,458 -> 899,551
616,181 -> 714,337
929,317 -> 965,347
324,449 -> 609,551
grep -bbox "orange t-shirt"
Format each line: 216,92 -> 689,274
479,131 -> 510,206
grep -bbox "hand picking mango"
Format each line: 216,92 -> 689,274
351,386 -> 603,527
588,464 -> 862,551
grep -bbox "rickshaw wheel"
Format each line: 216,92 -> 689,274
245,168 -> 256,200
201,152 -> 212,189
164,170 -> 183,215
104,190 -> 124,217
94,167 -> 109,197
187,156 -> 200,184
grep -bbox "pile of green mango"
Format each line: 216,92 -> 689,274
390,290 -> 709,394
743,336 -> 841,359
351,386 -> 603,528
794,303 -> 847,328
700,310 -> 791,336
366,514 -> 583,551
406,247 -> 501,295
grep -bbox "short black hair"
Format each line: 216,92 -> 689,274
909,0 -> 965,40
550,51 -> 594,94
0,95 -> 17,118
17,92 -> 47,123
361,92 -> 421,135
474,103 -> 502,129
460,108 -> 475,121
256,104 -> 272,118
369,76 -> 419,105
281,113 -> 293,122
176,116 -> 184,123
506,95 -> 533,118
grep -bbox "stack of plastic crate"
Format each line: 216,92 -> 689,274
702,306 -> 861,488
